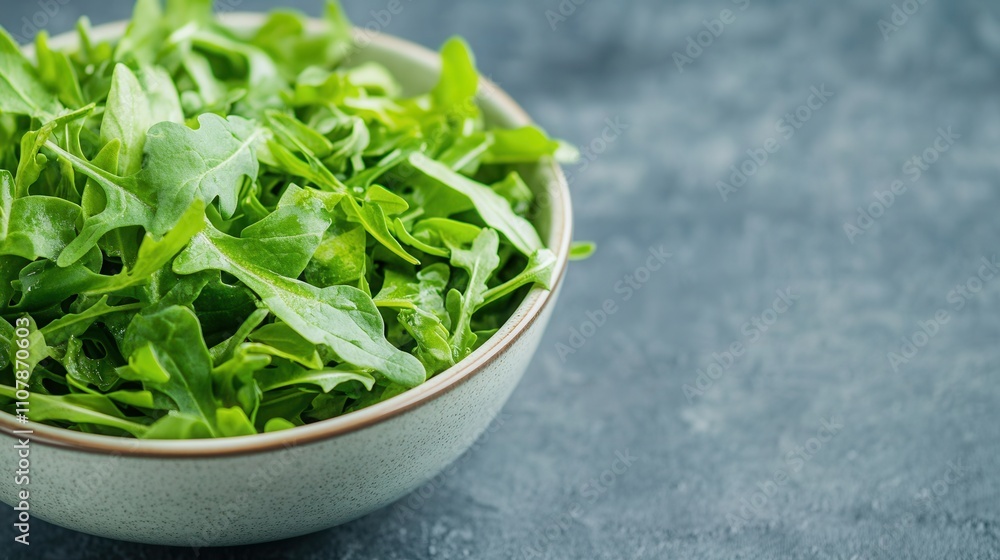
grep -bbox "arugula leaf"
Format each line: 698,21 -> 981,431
252,7 -> 353,81
165,0 -> 214,29
87,200 -> 206,295
5,200 -> 203,312
216,406 -> 257,437
247,322 -> 324,370
0,385 -> 148,437
141,114 -> 262,231
0,27 -> 61,118
74,17 -> 115,70
11,248 -> 104,312
394,219 -> 449,258
114,0 -> 167,64
174,217 -> 427,388
400,308 -> 454,375
432,38 -> 479,118
492,171 -> 534,214
240,185 -> 337,277
100,64 -> 185,176
210,308 -> 269,365
262,112 -> 419,265
142,412 -> 213,439
484,126 -> 564,164
375,264 -> 455,374
120,305 -> 221,437
408,153 -> 543,256
66,375 -> 159,410
412,218 -> 483,253
305,223 -> 367,287
0,169 -> 81,261
40,295 -> 142,347
211,344 -> 269,416
438,133 -> 492,171
15,104 -> 95,196
480,249 -> 557,308
446,229 -> 501,359
0,319 -> 13,370
342,194 -> 419,265
264,417 -> 297,432
257,363 -> 375,393
34,32 -> 85,108
569,241 -> 597,261
50,113 -> 258,265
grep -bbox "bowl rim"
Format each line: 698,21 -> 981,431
0,13 -> 573,458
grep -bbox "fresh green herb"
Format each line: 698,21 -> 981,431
0,0 -> 581,438
569,241 -> 597,261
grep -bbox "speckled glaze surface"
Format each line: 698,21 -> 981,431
0,15 -> 571,547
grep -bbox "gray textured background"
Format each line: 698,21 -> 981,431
2,0 -> 1000,558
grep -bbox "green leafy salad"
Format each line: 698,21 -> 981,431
0,0 -> 577,438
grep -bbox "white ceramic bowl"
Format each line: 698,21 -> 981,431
0,14 -> 572,546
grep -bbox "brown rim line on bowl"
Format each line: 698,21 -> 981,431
1,14 -> 573,458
